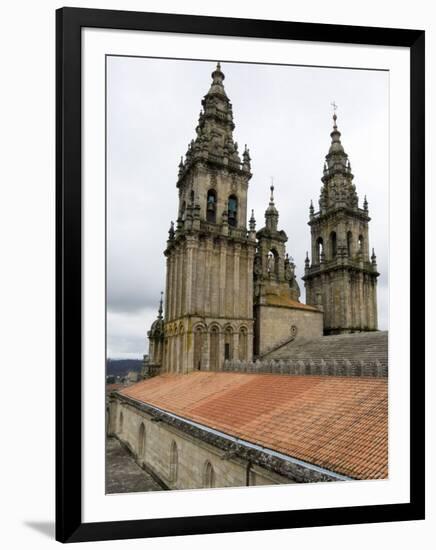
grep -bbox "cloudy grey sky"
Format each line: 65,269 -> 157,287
107,56 -> 389,359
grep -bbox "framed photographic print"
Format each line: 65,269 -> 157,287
56,7 -> 425,543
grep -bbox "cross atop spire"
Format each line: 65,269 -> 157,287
269,177 -> 275,205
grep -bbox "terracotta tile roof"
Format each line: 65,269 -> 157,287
119,372 -> 387,479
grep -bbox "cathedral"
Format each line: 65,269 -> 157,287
107,63 -> 387,491
146,62 -> 380,375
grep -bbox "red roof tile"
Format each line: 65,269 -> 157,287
119,372 -> 387,479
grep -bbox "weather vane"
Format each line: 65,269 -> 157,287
331,101 -> 338,113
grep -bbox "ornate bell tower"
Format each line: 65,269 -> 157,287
162,63 -> 256,373
303,111 -> 379,334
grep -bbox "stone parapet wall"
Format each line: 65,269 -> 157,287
109,394 -> 323,488
220,357 -> 387,378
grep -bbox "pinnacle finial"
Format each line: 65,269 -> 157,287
211,61 -> 225,84
249,209 -> 256,231
364,195 -> 368,211
331,101 -> 338,128
309,200 -> 314,215
269,178 -> 275,204
158,291 -> 163,318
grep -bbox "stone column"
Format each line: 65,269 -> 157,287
372,278 -> 378,330
185,236 -> 197,315
205,239 -> 213,317
233,243 -> 241,317
167,256 -> 173,321
218,330 -> 225,369
247,327 -> 254,361
171,254 -> 177,321
185,325 -> 194,373
342,271 -> 350,329
219,241 -> 227,315
174,250 -> 180,320
164,257 -> 170,320
203,331 -> 210,371
232,331 -> 239,362
358,272 -> 365,329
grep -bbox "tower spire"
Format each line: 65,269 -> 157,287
316,107 -> 358,211
208,61 -> 226,96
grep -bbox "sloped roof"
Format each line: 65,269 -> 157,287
119,372 -> 387,480
263,294 -> 320,311
265,330 -> 388,365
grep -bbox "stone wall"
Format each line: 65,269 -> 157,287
108,396 -> 297,490
254,304 -> 323,356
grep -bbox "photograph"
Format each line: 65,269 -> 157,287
105,57 -> 389,493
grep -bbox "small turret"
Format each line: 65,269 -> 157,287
249,209 -> 256,241
265,184 -> 279,232
249,209 -> 256,231
178,157 -> 184,178
305,251 -> 310,270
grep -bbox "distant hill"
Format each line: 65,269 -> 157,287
106,359 -> 143,377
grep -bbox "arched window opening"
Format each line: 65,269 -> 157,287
330,231 -> 337,259
224,327 -> 233,361
316,237 -> 324,264
358,235 -> 364,254
347,231 -> 353,257
190,190 -> 195,204
193,327 -> 204,371
138,423 -> 146,457
209,326 -> 220,370
228,195 -> 238,227
169,440 -> 178,482
119,411 -> 124,434
239,327 -> 248,360
266,249 -> 279,276
180,200 -> 186,220
203,461 -> 215,488
206,189 -> 217,223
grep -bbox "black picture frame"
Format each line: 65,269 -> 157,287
56,7 -> 425,543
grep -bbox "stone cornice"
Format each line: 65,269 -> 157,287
309,206 -> 370,225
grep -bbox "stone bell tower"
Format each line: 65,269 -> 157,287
303,112 -> 379,334
253,184 -> 301,304
252,184 -> 321,357
162,63 -> 256,373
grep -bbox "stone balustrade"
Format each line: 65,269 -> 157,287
218,357 -> 387,378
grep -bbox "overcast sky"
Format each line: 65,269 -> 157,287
107,56 -> 389,359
